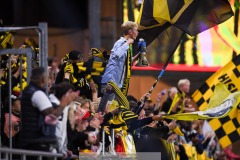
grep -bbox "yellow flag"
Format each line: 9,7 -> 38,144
163,83 -> 240,121
192,54 -> 240,111
191,54 -> 240,148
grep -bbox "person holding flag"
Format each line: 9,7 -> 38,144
97,21 -> 140,113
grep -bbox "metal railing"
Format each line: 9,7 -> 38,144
0,22 -> 48,90
0,48 -> 33,152
0,23 -> 48,69
0,23 -> 49,160
0,147 -> 80,160
0,147 -> 63,160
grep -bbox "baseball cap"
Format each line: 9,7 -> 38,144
4,95 -> 20,107
68,50 -> 83,60
75,107 -> 91,123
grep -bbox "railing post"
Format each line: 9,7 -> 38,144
111,129 -> 115,148
102,129 -> 105,155
22,154 -> 26,160
8,56 -> 12,160
38,22 -> 48,93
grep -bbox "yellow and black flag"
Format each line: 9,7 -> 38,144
134,0 -> 234,61
163,83 -> 240,121
192,54 -> 240,110
192,54 -> 240,148
137,0 -> 233,42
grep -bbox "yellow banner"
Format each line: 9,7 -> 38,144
191,54 -> 240,148
192,55 -> 240,111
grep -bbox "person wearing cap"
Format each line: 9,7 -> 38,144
2,95 -> 21,147
55,50 -> 83,85
97,21 -> 140,113
85,48 -> 109,97
56,50 -> 93,99
18,67 -> 79,154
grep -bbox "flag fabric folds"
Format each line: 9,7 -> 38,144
192,54 -> 240,111
163,83 -> 240,121
209,101 -> 240,148
138,0 -> 234,35
134,0 -> 234,57
191,54 -> 240,148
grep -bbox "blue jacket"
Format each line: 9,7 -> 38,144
101,37 -> 130,88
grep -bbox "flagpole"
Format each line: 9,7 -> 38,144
135,33 -> 184,115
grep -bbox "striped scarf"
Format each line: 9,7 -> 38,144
108,81 -> 138,120
121,44 -> 132,96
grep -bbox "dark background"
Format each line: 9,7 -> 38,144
0,0 -> 88,28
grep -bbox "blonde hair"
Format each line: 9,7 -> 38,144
79,98 -> 91,106
169,87 -> 178,95
68,102 -> 77,130
121,21 -> 138,35
178,79 -> 190,88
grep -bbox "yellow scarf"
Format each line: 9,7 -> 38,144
168,92 -> 185,114
121,44 -> 132,96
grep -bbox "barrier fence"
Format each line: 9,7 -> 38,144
0,23 -> 49,160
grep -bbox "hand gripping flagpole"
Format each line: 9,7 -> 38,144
135,57 -> 169,115
135,33 -> 184,115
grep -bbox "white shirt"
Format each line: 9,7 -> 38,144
49,94 -> 60,105
55,105 -> 69,154
31,90 -> 52,111
48,93 -> 69,154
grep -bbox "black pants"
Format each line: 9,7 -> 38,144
97,84 -> 115,113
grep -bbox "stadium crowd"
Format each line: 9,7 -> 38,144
1,21 -> 240,160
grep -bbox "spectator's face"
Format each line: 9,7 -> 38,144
90,117 -> 101,129
51,59 -> 59,68
180,83 -> 190,94
11,54 -> 18,63
40,73 -> 47,88
169,90 -> 177,99
0,69 -> 5,78
88,132 -> 97,144
81,120 -> 89,131
75,102 -> 82,110
12,100 -> 21,112
47,70 -> 54,91
48,78 -> 52,91
144,101 -> 151,109
129,27 -> 138,40
76,118 -> 89,131
82,102 -> 90,111
139,109 -> 146,119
